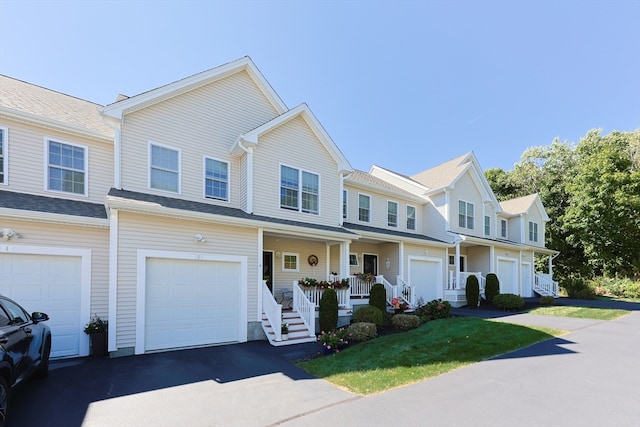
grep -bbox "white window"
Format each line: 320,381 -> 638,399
501,219 -> 507,238
406,205 -> 416,230
358,194 -> 371,222
0,127 -> 6,184
47,139 -> 87,195
349,253 -> 359,267
388,201 -> 398,227
282,252 -> 299,272
484,216 -> 491,236
280,165 -> 319,214
343,189 -> 348,219
458,200 -> 474,230
149,143 -> 180,193
204,157 -> 229,201
529,221 -> 539,242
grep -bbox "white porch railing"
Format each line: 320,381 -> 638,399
292,283 -> 315,336
534,273 -> 559,296
448,271 -> 486,292
396,277 -> 414,306
296,281 -> 351,308
262,281 -> 283,341
375,275 -> 398,304
350,276 -> 375,297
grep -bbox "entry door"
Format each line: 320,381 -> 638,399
263,252 -> 273,292
363,254 -> 377,276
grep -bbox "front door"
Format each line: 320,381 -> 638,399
363,254 -> 378,276
263,251 -> 273,292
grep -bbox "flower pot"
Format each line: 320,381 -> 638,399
89,331 -> 107,357
281,333 -> 289,341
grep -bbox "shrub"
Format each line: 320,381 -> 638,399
415,299 -> 452,321
391,314 -> 421,331
575,288 -> 596,300
348,322 -> 378,342
319,288 -> 338,332
465,275 -> 480,308
592,277 -> 640,299
369,283 -> 387,312
318,327 -> 350,353
485,273 -> 500,303
561,277 -> 591,299
353,305 -> 384,328
493,293 -> 525,310
539,295 -> 556,306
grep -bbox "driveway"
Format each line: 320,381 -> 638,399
10,299 -> 640,427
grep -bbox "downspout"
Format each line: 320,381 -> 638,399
101,117 -> 122,189
236,138 -> 254,214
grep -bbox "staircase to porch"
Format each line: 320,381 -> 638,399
533,273 -> 559,297
261,309 -> 316,347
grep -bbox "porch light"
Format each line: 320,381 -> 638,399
193,234 -> 206,243
1,228 -> 19,241
385,258 -> 391,269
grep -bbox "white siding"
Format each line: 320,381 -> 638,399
115,212 -> 258,351
119,71 -> 278,207
449,172 -> 484,237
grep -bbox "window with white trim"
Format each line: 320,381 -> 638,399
0,127 -> 6,184
349,253 -> 359,266
388,201 -> 398,227
204,157 -> 229,201
406,205 -> 416,230
458,200 -> 474,230
343,189 -> 348,219
280,165 -> 319,214
47,139 -> 87,195
150,143 -> 180,193
282,252 -> 299,272
500,219 -> 507,238
529,221 -> 538,242
484,215 -> 491,236
358,194 -> 371,222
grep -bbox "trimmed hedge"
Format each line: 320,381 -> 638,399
353,305 -> 384,328
319,288 -> 338,332
369,283 -> 387,313
348,322 -> 378,341
493,293 -> 525,310
465,275 -> 480,308
391,314 -> 421,331
485,273 -> 500,303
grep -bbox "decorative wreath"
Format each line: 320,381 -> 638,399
307,254 -> 319,266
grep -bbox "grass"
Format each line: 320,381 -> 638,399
297,317 -> 560,395
528,306 -> 629,320
596,295 -> 640,303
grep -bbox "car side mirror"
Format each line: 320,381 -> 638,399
32,312 -> 50,323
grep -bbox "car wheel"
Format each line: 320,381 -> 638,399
0,375 -> 8,427
35,336 -> 51,379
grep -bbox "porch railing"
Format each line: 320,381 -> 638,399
448,271 -> 486,292
293,283 -> 315,335
396,277 -> 414,306
534,273 -> 559,296
262,281 -> 283,341
375,275 -> 397,304
295,281 -> 351,308
350,276 -> 375,297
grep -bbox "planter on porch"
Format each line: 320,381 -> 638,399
89,331 -> 107,357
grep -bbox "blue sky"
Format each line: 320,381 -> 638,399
1,0 -> 638,175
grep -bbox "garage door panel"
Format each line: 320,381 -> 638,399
0,253 -> 82,358
410,259 -> 441,303
145,258 -> 241,352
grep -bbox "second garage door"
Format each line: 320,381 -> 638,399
144,257 -> 242,352
409,258 -> 443,303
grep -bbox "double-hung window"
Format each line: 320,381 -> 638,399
0,127 -> 6,184
529,221 -> 538,242
47,139 -> 87,195
358,194 -> 371,222
500,219 -> 507,238
204,157 -> 229,201
484,215 -> 491,236
150,143 -> 180,193
343,190 -> 348,219
388,201 -> 398,227
280,165 -> 319,214
458,200 -> 474,230
406,205 -> 416,230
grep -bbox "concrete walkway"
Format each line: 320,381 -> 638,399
11,299 -> 640,427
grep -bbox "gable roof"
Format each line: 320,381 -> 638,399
500,193 -> 550,221
100,56 -> 287,120
0,75 -> 113,141
231,103 -> 353,174
410,152 -> 472,191
345,170 -> 426,202
0,189 -> 108,221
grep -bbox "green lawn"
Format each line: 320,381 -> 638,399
527,306 -> 629,320
298,317 -> 560,395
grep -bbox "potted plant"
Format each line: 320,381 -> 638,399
84,314 -> 108,356
281,322 -> 289,340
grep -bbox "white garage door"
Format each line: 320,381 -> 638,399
409,259 -> 442,303
145,258 -> 242,352
0,253 -> 82,358
497,259 -> 518,295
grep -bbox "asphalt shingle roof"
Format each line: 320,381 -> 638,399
0,189 -> 108,219
342,222 -> 448,244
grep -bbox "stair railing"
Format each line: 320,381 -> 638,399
262,281 -> 283,341
293,281 -> 315,337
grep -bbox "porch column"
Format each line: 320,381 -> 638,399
548,254 -> 553,278
398,241 -> 404,281
455,240 -> 461,290
341,241 -> 350,279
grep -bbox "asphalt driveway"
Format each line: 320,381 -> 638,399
10,299 -> 640,427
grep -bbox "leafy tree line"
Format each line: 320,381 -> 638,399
485,129 -> 640,282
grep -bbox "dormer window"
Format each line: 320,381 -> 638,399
529,221 -> 539,242
458,200 -> 474,230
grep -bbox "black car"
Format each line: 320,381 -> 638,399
0,296 -> 51,426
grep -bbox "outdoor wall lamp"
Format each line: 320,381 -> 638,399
1,228 -> 19,241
